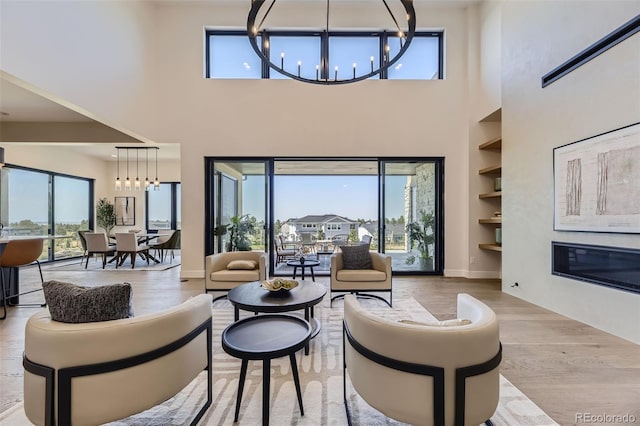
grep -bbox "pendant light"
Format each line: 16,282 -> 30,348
154,148 -> 160,191
124,149 -> 131,190
144,149 -> 151,191
115,148 -> 122,191
134,149 -> 141,191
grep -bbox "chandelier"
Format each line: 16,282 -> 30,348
247,0 -> 416,85
115,147 -> 160,191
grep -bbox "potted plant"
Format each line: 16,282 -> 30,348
225,214 -> 256,251
405,210 -> 435,268
96,198 -> 116,236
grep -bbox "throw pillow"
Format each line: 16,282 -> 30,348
399,318 -> 472,327
341,244 -> 373,270
43,280 -> 134,323
227,259 -> 257,270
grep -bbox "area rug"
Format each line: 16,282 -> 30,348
0,297 -> 558,426
48,255 -> 181,272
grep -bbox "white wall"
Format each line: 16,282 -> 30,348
153,2 -> 475,278
502,1 -> 640,343
0,1 -> 495,281
0,0 -> 159,142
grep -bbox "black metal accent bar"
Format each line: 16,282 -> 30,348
542,14 -> 640,87
22,356 -> 55,426
57,317 -> 212,425
454,342 -> 502,426
330,291 -> 391,307
343,320 -> 445,425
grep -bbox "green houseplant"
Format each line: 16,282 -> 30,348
405,210 -> 435,268
226,214 -> 256,251
96,198 -> 116,236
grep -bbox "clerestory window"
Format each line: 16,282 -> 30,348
206,30 -> 443,80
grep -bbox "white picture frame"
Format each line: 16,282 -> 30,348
554,122 -> 640,233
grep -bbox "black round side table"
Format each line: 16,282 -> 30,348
286,259 -> 320,281
222,314 -> 312,426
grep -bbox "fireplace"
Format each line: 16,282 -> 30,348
552,242 -> 640,294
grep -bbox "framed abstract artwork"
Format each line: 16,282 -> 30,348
115,196 -> 135,226
553,122 -> 640,233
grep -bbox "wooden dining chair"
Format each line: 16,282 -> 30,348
0,238 -> 46,320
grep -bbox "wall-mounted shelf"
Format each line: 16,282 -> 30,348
479,191 -> 502,199
479,218 -> 502,224
479,165 -> 502,175
479,243 -> 502,252
478,137 -> 502,151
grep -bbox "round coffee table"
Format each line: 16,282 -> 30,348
222,314 -> 312,426
227,280 -> 326,354
286,259 -> 320,281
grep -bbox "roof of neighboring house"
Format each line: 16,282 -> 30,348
291,214 -> 358,224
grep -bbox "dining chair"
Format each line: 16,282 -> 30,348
150,230 -> 180,263
84,232 -> 117,269
115,233 -> 150,269
77,230 -> 92,265
0,238 -> 46,320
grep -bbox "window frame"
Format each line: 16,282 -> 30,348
145,182 -> 181,230
206,30 -> 443,80
0,164 -> 94,262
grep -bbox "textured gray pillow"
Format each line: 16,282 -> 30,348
341,244 -> 373,270
43,280 -> 134,323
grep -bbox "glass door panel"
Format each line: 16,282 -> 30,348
272,159 -> 378,276
1,167 -> 50,261
53,175 -> 90,260
382,161 -> 439,272
212,161 -> 269,255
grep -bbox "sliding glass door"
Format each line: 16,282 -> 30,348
207,160 -> 271,255
381,160 -> 443,273
205,157 -> 443,276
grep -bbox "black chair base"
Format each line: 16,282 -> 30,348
1,261 -> 45,320
330,291 -> 392,308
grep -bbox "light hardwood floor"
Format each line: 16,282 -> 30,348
1,262 -> 639,425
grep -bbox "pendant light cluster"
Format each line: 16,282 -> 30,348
247,0 -> 416,85
114,147 -> 160,191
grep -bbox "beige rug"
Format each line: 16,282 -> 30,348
0,297 -> 558,426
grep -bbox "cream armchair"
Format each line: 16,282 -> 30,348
205,251 -> 267,302
23,294 -> 213,426
330,251 -> 392,307
343,293 -> 501,426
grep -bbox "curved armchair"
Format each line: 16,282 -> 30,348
23,294 -> 213,426
330,251 -> 392,307
205,251 -> 267,302
343,294 -> 501,426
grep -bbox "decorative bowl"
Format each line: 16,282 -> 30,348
261,278 -> 299,292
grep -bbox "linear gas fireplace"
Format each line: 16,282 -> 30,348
552,242 -> 640,294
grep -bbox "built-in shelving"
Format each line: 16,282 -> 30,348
479,218 -> 502,224
478,131 -> 502,252
479,191 -> 501,199
478,243 -> 502,252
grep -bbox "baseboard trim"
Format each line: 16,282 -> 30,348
181,270 -> 205,280
445,269 -> 501,279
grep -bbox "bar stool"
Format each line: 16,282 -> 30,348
0,238 -> 45,320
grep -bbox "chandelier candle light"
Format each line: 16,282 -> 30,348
114,147 -> 160,191
247,0 -> 416,85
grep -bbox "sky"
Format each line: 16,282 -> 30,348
243,175 -> 407,222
